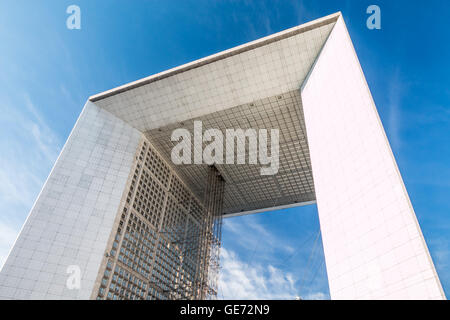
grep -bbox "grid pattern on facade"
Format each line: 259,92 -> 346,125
131,167 -> 166,228
91,16 -> 337,133
146,89 -> 315,215
95,138 -> 224,300
202,166 -> 225,299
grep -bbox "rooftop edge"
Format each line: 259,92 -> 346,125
89,12 -> 341,102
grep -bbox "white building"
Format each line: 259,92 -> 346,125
0,12 -> 445,300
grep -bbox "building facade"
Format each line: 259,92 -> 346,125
91,138 -> 224,300
0,12 -> 445,300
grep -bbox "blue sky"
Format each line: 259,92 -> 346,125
0,0 -> 449,299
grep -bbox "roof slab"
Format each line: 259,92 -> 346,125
89,12 -> 341,216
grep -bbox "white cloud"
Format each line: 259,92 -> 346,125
0,94 -> 61,270
222,216 -> 295,256
218,247 -> 297,299
0,221 -> 20,270
219,213 -> 329,300
218,247 -> 327,300
24,94 -> 60,162
302,291 -> 327,300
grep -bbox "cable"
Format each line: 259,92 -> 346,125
275,230 -> 316,269
299,228 -> 321,299
306,259 -> 325,298
246,229 -> 263,268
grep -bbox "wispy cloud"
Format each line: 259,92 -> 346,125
218,247 -> 327,300
386,68 -> 404,150
24,94 -> 60,161
219,211 -> 330,300
219,247 -> 298,299
0,94 -> 61,269
0,221 -> 20,270
427,234 -> 450,296
290,0 -> 311,25
222,215 -> 296,259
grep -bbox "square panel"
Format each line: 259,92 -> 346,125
145,90 -> 315,215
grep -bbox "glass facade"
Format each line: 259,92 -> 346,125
95,138 -> 223,300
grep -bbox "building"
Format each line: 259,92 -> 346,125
0,12 -> 445,300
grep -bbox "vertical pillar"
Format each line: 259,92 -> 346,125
199,166 -> 225,300
0,101 -> 141,299
301,17 -> 445,299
